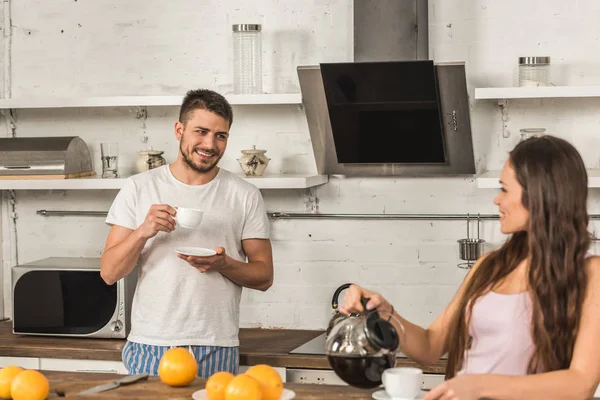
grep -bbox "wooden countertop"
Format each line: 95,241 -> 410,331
43,369 -> 600,400
0,322 -> 446,373
44,370 -> 381,399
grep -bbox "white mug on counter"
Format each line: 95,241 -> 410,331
175,207 -> 204,229
382,367 -> 423,399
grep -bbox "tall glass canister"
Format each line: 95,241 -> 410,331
232,24 -> 263,94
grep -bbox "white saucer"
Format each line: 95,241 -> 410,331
174,247 -> 217,257
372,389 -> 425,400
192,388 -> 295,400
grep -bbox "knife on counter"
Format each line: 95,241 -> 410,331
77,373 -> 149,395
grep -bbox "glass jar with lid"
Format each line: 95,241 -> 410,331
518,56 -> 551,87
232,24 -> 263,94
519,128 -> 546,141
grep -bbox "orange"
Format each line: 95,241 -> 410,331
158,347 -> 198,387
245,365 -> 283,400
0,366 -> 24,399
205,371 -> 235,400
224,374 -> 262,400
10,370 -> 49,400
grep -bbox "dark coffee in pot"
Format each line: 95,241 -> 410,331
327,354 -> 395,389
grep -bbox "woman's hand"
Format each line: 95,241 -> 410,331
338,284 -> 393,316
424,375 -> 482,400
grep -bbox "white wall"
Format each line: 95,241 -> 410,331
2,0 -> 600,329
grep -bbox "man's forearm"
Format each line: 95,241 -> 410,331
219,257 -> 273,291
100,229 -> 147,285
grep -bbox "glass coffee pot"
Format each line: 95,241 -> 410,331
325,283 -> 405,389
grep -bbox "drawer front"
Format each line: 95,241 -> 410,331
0,356 -> 40,369
40,358 -> 128,374
286,368 -> 351,386
286,368 -> 444,389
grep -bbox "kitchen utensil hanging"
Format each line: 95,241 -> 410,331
457,213 -> 485,269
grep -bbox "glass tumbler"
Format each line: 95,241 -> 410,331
101,142 -> 119,178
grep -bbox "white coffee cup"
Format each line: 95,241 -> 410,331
175,207 -> 203,228
382,367 -> 422,399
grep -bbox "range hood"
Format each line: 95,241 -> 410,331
297,0 -> 475,177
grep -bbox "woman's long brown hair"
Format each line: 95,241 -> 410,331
444,136 -> 591,379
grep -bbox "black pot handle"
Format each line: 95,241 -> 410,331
360,297 -> 371,314
331,283 -> 353,310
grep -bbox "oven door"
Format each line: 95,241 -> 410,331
13,270 -> 117,335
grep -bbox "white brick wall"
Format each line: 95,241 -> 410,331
2,0 -> 600,329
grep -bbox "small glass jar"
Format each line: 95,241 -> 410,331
518,56 -> 550,87
519,128 -> 546,141
232,24 -> 263,94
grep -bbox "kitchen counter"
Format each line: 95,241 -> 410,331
40,368 -> 600,399
44,370 -> 379,399
0,321 -> 446,373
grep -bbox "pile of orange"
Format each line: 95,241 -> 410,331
0,366 -> 49,400
156,348 -> 284,400
205,364 -> 283,400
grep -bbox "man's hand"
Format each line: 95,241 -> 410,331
177,247 -> 228,273
138,204 -> 177,239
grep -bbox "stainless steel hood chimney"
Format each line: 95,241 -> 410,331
297,0 -> 475,177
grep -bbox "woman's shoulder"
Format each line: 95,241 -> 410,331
586,254 -> 600,268
585,255 -> 600,285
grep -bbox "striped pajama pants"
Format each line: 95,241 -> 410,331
122,340 -> 239,377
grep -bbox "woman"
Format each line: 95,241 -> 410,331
340,135 -> 600,400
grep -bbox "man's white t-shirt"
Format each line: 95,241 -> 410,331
105,165 -> 270,347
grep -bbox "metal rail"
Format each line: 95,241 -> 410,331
269,212 -> 501,220
35,210 -> 600,220
36,210 -> 109,217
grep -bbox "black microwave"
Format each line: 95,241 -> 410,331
11,257 -> 137,339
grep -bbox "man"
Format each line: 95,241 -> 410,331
100,89 -> 274,377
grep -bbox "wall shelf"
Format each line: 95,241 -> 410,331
474,86 -> 600,100
0,174 -> 328,190
0,94 -> 303,109
476,170 -> 600,188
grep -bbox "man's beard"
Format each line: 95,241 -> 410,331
180,141 -> 222,173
